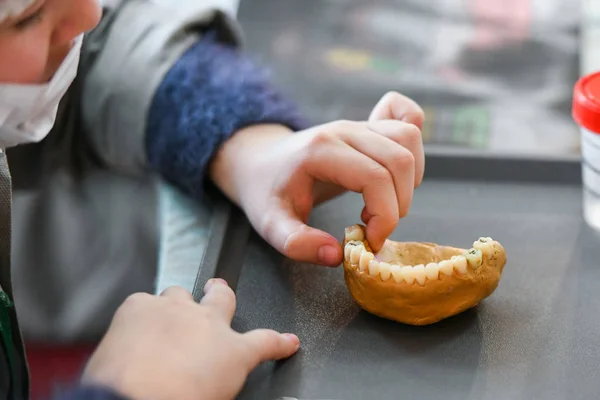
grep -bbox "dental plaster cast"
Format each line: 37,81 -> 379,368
342,224 -> 507,325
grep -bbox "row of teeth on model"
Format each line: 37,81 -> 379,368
343,238 -> 496,286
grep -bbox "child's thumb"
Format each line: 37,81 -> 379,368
260,205 -> 342,267
243,329 -> 300,366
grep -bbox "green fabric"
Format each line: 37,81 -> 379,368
0,149 -> 29,399
0,291 -> 13,381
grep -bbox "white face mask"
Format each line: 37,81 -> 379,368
0,34 -> 83,149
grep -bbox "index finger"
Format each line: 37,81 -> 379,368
304,138 -> 399,251
367,120 -> 425,188
199,278 -> 236,322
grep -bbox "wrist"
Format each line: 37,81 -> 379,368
208,123 -> 294,206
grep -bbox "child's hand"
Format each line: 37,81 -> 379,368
209,92 -> 425,267
312,91 -> 425,223
82,281 -> 299,400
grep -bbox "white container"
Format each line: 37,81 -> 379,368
573,71 -> 600,231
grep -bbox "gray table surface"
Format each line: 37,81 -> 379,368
231,179 -> 600,400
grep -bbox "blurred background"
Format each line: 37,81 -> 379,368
237,0 -> 585,157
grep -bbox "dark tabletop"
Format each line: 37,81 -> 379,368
231,179 -> 600,400
228,2 -> 590,397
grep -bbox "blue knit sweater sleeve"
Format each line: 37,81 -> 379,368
145,31 -> 308,199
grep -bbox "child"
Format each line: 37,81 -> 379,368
0,0 -> 425,398
71,279 -> 303,400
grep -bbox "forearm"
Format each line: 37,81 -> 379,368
145,30 -> 307,201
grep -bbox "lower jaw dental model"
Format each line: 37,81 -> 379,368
343,224 -> 507,326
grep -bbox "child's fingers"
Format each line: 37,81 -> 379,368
337,124 -> 416,220
367,120 -> 425,187
369,91 -> 425,130
302,137 -> 400,252
242,329 -> 300,368
361,206 -> 372,225
199,279 -> 236,323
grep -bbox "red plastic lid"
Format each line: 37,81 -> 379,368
573,71 -> 600,134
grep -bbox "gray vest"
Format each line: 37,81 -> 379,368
8,0 -> 242,344
0,0 -> 242,396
